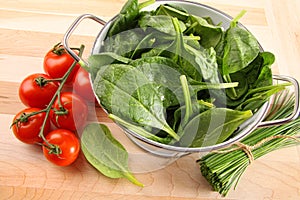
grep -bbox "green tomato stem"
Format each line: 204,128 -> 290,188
37,44 -> 85,148
10,109 -> 47,128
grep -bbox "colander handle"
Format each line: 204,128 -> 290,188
62,14 -> 106,67
257,75 -> 300,128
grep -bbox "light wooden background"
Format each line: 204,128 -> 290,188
1,0 -> 300,199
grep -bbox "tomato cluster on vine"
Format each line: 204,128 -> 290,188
11,43 -> 95,166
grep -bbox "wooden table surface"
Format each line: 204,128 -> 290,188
1,0 -> 300,199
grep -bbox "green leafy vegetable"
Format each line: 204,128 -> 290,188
81,123 -> 143,186
139,14 -> 187,35
88,0 -> 289,148
106,0 -> 139,37
106,0 -> 155,37
221,11 -> 260,75
180,108 -> 253,147
186,15 -> 223,48
93,64 -> 179,140
109,114 -> 173,144
155,4 -> 189,21
88,52 -> 131,79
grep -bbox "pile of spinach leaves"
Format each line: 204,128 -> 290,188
89,0 -> 287,148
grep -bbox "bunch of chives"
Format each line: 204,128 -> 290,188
198,90 -> 300,196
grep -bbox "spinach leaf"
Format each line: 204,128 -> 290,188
224,51 -> 276,109
102,29 -> 147,58
81,123 -> 143,186
235,83 -> 289,111
221,11 -> 260,75
225,51 -> 274,101
180,108 -> 253,147
107,0 -> 139,37
225,71 -> 248,100
185,15 -> 223,48
227,83 -> 290,111
88,52 -> 131,80
172,99 -> 214,132
139,14 -> 187,35
163,17 -> 203,81
185,45 -> 221,84
155,4 -> 189,22
130,56 -> 184,107
93,63 -> 179,140
168,17 -> 222,84
109,114 -> 173,144
251,52 -> 274,88
129,32 -> 157,59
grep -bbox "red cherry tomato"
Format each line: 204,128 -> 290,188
73,67 -> 96,102
43,43 -> 80,83
11,108 -> 51,144
50,92 -> 88,132
42,129 -> 80,166
19,73 -> 59,108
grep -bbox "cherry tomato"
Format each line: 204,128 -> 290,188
43,43 -> 80,83
11,108 -> 51,144
50,92 -> 88,132
19,73 -> 59,108
73,67 -> 96,102
42,129 -> 80,166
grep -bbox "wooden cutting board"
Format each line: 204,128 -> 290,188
1,0 -> 300,199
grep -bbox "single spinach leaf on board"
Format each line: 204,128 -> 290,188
221,11 -> 260,75
180,108 -> 253,147
185,15 -> 223,48
93,63 -> 179,140
81,123 -> 143,186
88,52 -> 131,80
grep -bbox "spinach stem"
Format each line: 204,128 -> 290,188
138,0 -> 155,10
230,10 -> 247,27
180,75 -> 193,126
223,74 -> 238,98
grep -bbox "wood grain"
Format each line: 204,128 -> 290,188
1,0 -> 300,199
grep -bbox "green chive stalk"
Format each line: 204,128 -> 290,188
198,90 -> 300,196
